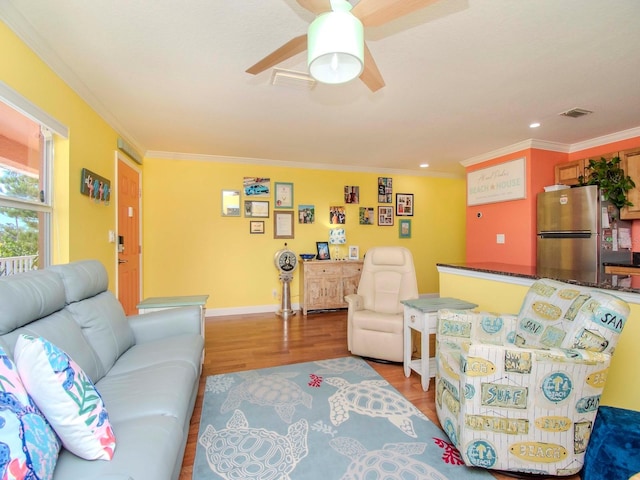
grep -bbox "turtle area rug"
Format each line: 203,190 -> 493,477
193,356 -> 494,479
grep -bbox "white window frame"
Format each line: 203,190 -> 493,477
0,81 -> 67,271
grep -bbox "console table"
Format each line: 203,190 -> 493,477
299,260 -> 363,315
402,297 -> 477,391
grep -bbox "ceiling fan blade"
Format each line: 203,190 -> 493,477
359,43 -> 385,92
246,35 -> 308,75
296,0 -> 332,15
352,0 -> 439,27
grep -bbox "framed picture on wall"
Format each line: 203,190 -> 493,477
378,177 -> 392,203
378,206 -> 394,226
249,221 -> 264,234
274,182 -> 293,209
274,210 -> 294,239
399,219 -> 411,239
396,193 -> 414,216
244,200 -> 269,218
298,204 -> 315,224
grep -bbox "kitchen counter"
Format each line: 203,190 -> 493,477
436,262 -> 640,295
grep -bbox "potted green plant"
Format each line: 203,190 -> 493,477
578,156 -> 635,209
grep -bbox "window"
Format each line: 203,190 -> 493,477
0,100 -> 53,276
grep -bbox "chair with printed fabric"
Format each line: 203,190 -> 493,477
435,278 -> 630,477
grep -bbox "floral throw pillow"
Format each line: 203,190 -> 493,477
14,335 -> 116,461
0,345 -> 60,479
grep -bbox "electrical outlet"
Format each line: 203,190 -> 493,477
272,288 -> 278,299
496,233 -> 505,244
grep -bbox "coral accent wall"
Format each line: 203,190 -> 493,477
466,148 -> 566,266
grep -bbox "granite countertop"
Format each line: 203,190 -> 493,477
436,262 -> 640,295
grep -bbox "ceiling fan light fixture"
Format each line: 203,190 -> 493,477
307,10 -> 364,85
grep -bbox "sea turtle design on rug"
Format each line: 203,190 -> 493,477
314,357 -> 378,377
330,437 -> 448,480
221,371 -> 312,423
198,409 -> 309,480
326,377 -> 428,437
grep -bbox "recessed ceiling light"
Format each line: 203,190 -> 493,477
529,122 -> 541,128
419,163 -> 429,168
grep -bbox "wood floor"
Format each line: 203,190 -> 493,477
179,310 -> 580,480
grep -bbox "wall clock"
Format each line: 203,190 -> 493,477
274,247 -> 298,274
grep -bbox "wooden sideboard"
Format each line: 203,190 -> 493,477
299,260 -> 363,315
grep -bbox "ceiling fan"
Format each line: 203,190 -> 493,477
246,0 -> 439,92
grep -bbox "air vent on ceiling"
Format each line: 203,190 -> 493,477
559,108 -> 593,118
271,69 -> 316,90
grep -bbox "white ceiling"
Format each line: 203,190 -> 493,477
2,0 -> 640,176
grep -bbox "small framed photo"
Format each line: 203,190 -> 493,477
250,221 -> 264,234
274,182 -> 294,209
396,193 -> 414,216
344,186 -> 359,204
359,207 -> 374,225
244,200 -> 269,218
316,241 -> 330,260
378,206 -> 394,226
274,210 -> 294,239
348,246 -> 359,260
298,204 -> 315,224
399,219 -> 411,239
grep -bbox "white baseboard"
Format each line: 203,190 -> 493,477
204,291 -> 440,318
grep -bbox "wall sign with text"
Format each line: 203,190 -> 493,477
467,157 -> 526,206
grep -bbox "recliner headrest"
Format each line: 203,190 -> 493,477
370,247 -> 407,266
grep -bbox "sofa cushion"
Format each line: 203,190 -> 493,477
107,334 -> 203,378
64,292 -> 135,373
0,345 -> 60,479
14,335 -> 116,461
53,415 -> 184,480
2,310 -> 105,382
0,269 -> 66,335
515,278 -> 630,353
48,259 -> 109,304
96,360 -> 198,424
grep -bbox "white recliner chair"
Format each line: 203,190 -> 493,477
345,246 -> 418,362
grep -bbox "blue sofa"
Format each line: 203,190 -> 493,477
0,260 -> 204,479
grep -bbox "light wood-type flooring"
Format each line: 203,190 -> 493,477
180,311 -> 580,480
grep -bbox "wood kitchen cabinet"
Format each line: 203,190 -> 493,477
299,260 -> 363,315
620,147 -> 640,219
554,159 -> 586,185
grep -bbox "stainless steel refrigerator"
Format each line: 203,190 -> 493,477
536,185 -> 632,283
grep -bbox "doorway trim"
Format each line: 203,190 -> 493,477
115,151 -> 143,305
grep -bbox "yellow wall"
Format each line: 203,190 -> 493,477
439,270 -> 640,411
142,157 -> 467,309
1,21 -> 120,287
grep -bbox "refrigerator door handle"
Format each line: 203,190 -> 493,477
538,231 -> 592,239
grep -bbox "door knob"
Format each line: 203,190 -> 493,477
118,259 -> 128,264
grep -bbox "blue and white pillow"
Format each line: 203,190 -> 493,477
14,335 -> 116,461
0,346 -> 60,479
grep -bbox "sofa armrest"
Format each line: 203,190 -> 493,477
128,306 -> 201,344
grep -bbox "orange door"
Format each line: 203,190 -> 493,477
117,159 -> 140,314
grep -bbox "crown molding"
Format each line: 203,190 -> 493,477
461,126 -> 640,168
568,126 -> 640,153
461,139 -> 570,167
145,150 -> 463,178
